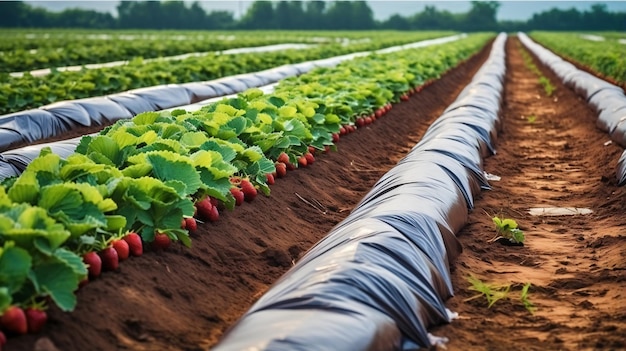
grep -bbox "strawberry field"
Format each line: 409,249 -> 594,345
0,30 -> 625,351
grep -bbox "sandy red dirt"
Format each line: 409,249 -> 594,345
7,37 -> 625,351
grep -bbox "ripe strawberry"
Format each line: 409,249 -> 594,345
304,152 -> 315,164
324,145 -> 330,153
400,94 -> 409,101
356,117 -> 365,127
266,173 -> 275,185
195,197 -> 213,220
339,126 -> 347,135
0,330 -> 6,346
208,206 -> 220,222
230,187 -> 245,206
153,232 -> 171,250
123,232 -> 143,257
308,146 -> 316,154
297,156 -> 308,167
364,116 -> 373,125
275,162 -> 287,178
25,308 -> 47,334
83,251 -> 102,278
209,197 -> 219,207
99,247 -> 119,271
185,217 -> 197,233
1,306 -> 27,335
240,179 -> 257,202
332,133 -> 340,142
277,152 -> 290,164
112,239 -> 130,261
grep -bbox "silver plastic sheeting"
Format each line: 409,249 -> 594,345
0,34 -> 467,153
518,33 -> 626,185
0,137 -> 83,179
213,33 -> 508,351
618,150 -> 626,186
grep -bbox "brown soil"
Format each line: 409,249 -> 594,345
430,38 -> 626,350
7,36 -> 625,351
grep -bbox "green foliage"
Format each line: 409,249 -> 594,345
520,283 -> 536,315
465,275 -> 511,308
530,31 -> 626,86
491,216 -> 525,244
518,42 -> 557,97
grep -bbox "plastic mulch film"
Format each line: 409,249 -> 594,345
213,33 -> 508,351
0,136 -> 83,180
1,35 -> 467,153
518,33 -> 626,184
618,150 -> 626,186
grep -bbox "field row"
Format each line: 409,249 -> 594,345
530,31 -> 626,85
0,30 -> 453,73
0,31 -> 453,115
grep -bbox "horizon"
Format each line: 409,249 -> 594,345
20,1 -> 626,22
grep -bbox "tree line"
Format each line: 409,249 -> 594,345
0,0 -> 624,31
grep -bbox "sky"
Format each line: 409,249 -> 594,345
21,1 -> 626,21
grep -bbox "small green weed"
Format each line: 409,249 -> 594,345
465,275 -> 511,308
490,216 -> 525,244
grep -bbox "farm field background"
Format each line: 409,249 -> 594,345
1,2 -> 626,349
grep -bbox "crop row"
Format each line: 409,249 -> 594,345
0,33 -> 492,339
1,30 -> 454,73
529,31 -> 626,86
0,31 -> 454,115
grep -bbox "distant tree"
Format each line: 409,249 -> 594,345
411,5 -> 459,30
240,1 -> 275,29
381,14 -> 411,30
461,1 -> 500,31
0,1 -> 28,27
325,1 -> 375,30
304,1 -> 326,29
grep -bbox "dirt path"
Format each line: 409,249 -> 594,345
431,38 -> 626,350
8,42 -> 493,351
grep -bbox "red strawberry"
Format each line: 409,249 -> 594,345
240,179 -> 257,202
339,126 -> 347,135
324,145 -> 330,153
304,153 -> 315,165
400,94 -> 409,101
209,197 -> 219,207
297,156 -> 308,167
83,251 -> 102,278
230,187 -> 245,206
25,308 -> 47,334
275,162 -> 287,178
266,173 -> 275,185
332,133 -> 340,142
208,206 -> 220,222
112,239 -> 129,261
195,197 -> 213,220
277,152 -> 290,164
153,232 -> 171,250
364,116 -> 373,125
99,247 -> 119,271
1,306 -> 27,335
308,146 -> 316,154
185,217 -> 197,233
375,109 -> 384,118
0,330 -> 6,346
181,218 -> 186,229
123,232 -> 143,257
356,117 -> 366,127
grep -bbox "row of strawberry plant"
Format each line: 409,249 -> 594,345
0,32 -> 454,115
2,30 -> 452,73
529,31 -> 626,86
0,32 -> 492,342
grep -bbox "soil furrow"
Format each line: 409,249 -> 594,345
432,37 -> 626,350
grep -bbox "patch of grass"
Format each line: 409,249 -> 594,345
465,275 -> 511,308
520,283 -> 536,315
518,42 -> 557,97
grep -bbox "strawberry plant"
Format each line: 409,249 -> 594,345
490,216 -> 525,244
